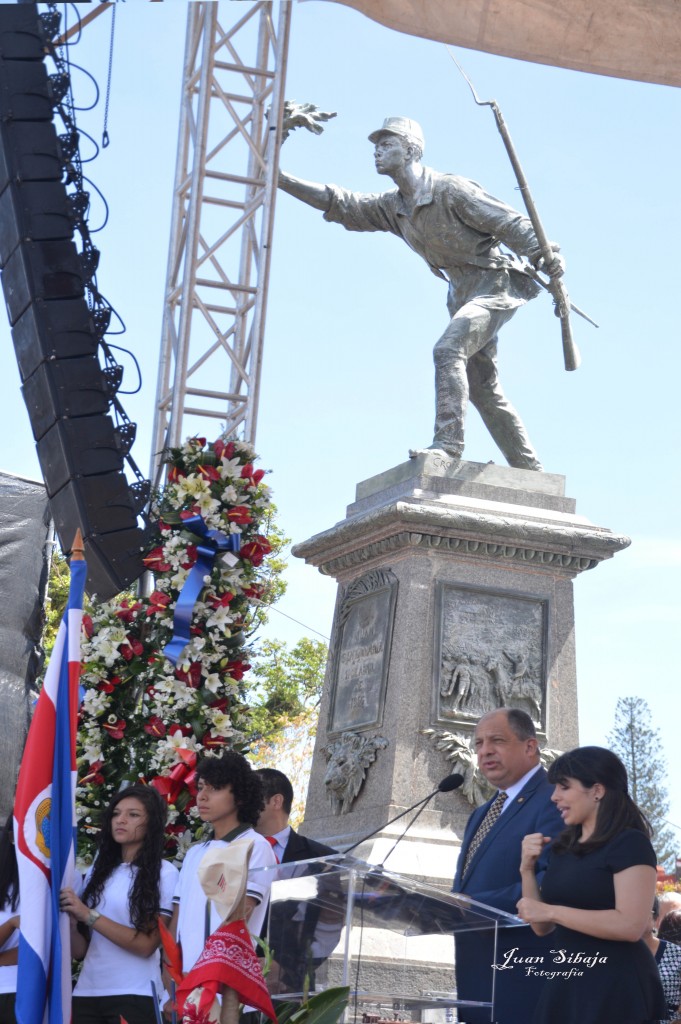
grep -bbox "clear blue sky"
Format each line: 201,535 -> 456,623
2,3 -> 679,839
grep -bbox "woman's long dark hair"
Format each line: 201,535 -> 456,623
82,785 -> 167,932
549,746 -> 652,856
0,813 -> 18,912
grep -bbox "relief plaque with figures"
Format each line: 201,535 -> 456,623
328,569 -> 398,734
434,582 -> 547,727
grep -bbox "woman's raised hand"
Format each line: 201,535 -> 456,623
520,832 -> 551,872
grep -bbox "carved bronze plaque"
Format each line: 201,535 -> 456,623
434,582 -> 547,727
328,569 -> 398,734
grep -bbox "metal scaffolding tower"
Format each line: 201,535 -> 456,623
150,1 -> 291,485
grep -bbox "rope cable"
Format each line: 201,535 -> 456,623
102,4 -> 116,147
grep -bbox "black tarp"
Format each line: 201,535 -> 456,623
0,470 -> 50,823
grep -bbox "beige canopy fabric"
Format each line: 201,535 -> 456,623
329,0 -> 681,88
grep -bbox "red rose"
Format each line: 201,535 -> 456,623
82,614 -> 94,638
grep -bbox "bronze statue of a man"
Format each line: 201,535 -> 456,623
279,114 -> 565,470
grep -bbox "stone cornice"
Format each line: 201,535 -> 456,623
292,495 -> 631,579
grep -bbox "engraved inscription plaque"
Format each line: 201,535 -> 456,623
328,569 -> 398,735
434,582 -> 547,727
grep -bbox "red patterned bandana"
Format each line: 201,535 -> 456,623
176,919 -> 277,1023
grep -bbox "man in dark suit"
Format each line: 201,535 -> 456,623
254,769 -> 338,994
254,768 -> 335,863
453,708 -> 564,1024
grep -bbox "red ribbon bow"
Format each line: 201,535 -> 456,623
151,750 -> 198,804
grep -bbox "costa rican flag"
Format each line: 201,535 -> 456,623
13,549 -> 87,1024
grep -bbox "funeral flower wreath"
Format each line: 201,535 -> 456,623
76,436 -> 274,863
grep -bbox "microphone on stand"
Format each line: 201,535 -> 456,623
342,773 -> 465,860
436,773 -> 466,794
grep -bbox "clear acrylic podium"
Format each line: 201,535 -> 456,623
250,855 -> 525,1022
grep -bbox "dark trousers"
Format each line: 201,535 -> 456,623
455,926 -> 553,1024
0,992 -> 16,1024
72,994 -> 158,1024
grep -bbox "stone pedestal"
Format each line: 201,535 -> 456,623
292,454 -> 630,885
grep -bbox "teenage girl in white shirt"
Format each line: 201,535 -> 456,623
60,784 -> 178,1024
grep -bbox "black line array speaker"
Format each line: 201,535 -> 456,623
0,5 -> 147,599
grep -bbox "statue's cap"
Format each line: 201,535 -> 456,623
368,117 -> 424,151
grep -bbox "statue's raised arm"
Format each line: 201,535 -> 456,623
278,101 -> 338,211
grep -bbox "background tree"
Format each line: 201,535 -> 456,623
247,637 -> 327,826
608,696 -> 677,868
246,637 -> 326,742
42,551 -> 74,658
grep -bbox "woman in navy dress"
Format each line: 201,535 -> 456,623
517,746 -> 665,1024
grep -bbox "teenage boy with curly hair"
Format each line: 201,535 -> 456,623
169,750 -> 276,973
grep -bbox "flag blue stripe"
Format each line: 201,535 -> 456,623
48,638 -> 72,1024
15,935 -> 47,1024
67,560 -> 87,613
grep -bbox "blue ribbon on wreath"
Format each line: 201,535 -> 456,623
162,514 -> 241,666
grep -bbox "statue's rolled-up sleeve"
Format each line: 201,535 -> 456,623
323,184 -> 396,234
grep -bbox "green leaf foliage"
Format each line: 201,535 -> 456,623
246,637 -> 327,745
275,986 -> 350,1024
